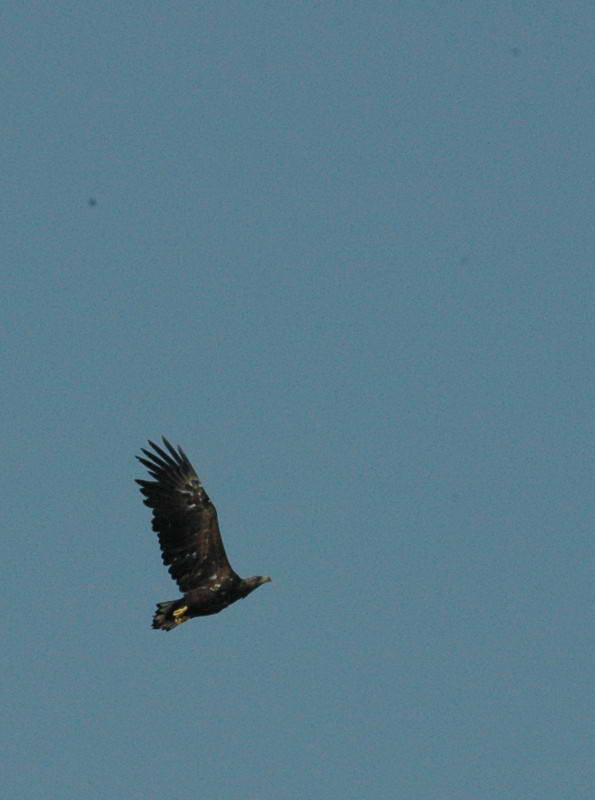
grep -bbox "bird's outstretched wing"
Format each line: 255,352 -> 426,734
136,438 -> 236,592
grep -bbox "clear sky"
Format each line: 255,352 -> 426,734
3,3 -> 594,798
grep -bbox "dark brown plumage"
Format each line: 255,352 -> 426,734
136,438 -> 271,631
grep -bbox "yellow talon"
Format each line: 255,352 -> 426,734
173,605 -> 188,618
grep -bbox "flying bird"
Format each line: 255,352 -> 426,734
136,438 -> 271,631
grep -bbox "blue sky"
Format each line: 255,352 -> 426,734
3,3 -> 594,798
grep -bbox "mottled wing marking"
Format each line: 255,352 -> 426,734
135,438 -> 236,592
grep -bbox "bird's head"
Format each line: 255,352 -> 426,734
242,575 -> 272,596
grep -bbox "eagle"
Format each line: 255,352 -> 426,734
136,438 -> 271,631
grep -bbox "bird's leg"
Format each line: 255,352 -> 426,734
173,605 -> 188,624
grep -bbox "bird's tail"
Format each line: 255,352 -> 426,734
152,600 -> 189,631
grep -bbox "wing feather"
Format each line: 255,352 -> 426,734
135,438 -> 236,592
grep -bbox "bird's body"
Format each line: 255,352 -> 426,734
136,438 -> 270,631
